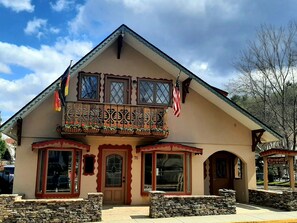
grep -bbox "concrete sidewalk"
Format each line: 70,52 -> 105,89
101,203 -> 297,223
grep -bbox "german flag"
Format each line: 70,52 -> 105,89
61,65 -> 71,96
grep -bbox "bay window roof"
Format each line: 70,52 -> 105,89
32,139 -> 90,152
136,142 -> 203,154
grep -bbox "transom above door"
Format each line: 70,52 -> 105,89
105,75 -> 131,104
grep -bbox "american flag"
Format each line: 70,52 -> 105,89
173,77 -> 181,117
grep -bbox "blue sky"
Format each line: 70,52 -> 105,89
1,0 -> 297,123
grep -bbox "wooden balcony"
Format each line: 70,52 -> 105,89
59,102 -> 168,138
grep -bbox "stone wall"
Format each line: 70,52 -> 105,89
149,189 -> 236,218
0,193 -> 103,223
249,189 -> 297,211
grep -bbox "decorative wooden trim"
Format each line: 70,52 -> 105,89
136,143 -> 203,155
96,144 -> 132,205
32,139 -> 90,152
252,129 -> 265,151
16,118 -> 22,146
182,78 -> 192,103
260,148 -> 297,157
83,154 -> 96,176
117,35 -> 123,59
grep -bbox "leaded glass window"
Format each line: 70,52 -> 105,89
110,82 -> 124,104
79,73 -> 100,101
138,79 -> 171,106
105,154 -> 123,187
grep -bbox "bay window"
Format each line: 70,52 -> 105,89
142,152 -> 191,194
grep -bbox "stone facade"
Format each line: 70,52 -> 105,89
149,189 -> 236,218
249,189 -> 297,211
0,193 -> 103,223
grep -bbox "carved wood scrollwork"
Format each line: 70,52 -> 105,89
252,129 -> 265,151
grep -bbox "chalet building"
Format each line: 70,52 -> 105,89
0,25 -> 280,204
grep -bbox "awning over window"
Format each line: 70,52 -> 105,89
32,139 -> 90,152
260,148 -> 297,157
136,142 -> 203,155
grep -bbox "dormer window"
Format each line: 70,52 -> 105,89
138,78 -> 172,106
78,72 -> 100,101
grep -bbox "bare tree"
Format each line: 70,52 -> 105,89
229,22 -> 297,150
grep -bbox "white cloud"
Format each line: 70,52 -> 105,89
50,0 -> 74,12
24,18 -> 47,37
0,62 -> 11,74
0,39 -> 93,116
24,18 -> 60,38
0,0 -> 34,12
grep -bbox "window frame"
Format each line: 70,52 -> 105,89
137,78 -> 172,106
104,74 -> 131,104
141,151 -> 192,196
35,147 -> 82,198
77,72 -> 101,102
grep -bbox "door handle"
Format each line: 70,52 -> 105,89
122,176 -> 126,183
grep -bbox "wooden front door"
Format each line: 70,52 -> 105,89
102,150 -> 126,204
210,151 -> 235,195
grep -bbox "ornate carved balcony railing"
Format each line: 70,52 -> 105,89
59,102 -> 168,138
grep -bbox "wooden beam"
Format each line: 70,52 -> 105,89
17,118 -> 23,146
182,78 -> 192,103
288,156 -> 295,190
263,156 -> 268,190
252,129 -> 265,151
117,35 -> 123,59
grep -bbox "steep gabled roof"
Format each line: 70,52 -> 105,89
0,24 -> 282,142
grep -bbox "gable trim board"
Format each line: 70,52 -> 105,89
0,24 -> 281,143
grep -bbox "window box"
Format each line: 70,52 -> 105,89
151,128 -> 169,137
82,124 -> 100,134
135,128 -> 151,136
101,126 -> 117,135
117,127 -> 134,135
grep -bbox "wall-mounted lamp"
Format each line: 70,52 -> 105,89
132,80 -> 138,87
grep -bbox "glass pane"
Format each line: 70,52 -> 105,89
110,82 -> 124,104
156,154 -> 184,192
81,75 -> 98,99
156,82 -> 170,104
139,81 -> 153,103
144,153 -> 152,192
74,151 -> 81,193
46,151 -> 72,193
105,154 -> 122,187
